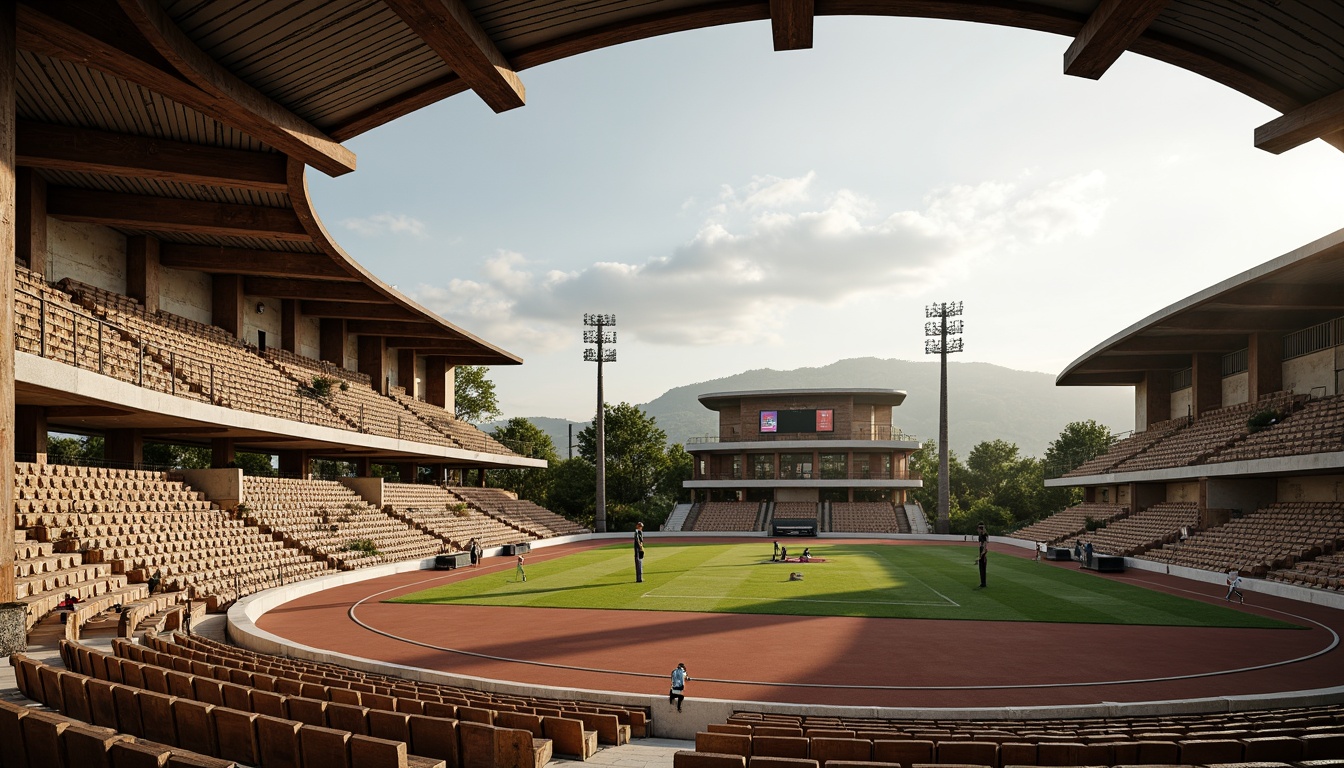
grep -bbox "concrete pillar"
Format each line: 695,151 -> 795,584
126,235 -> 160,313
1143,370 -> 1171,428
1191,353 -> 1221,417
281,299 -> 299,353
1,3 -> 22,623
15,405 -> 46,465
430,465 -> 447,484
319,318 -> 345,367
397,462 -> 418,484
278,449 -> 309,478
1248,331 -> 1283,400
105,429 -> 144,468
475,468 -> 487,487
353,457 -> 371,477
211,438 -> 236,468
15,166 -> 45,275
357,336 -> 386,394
212,274 -> 244,338
397,349 -> 416,396
425,356 -> 448,408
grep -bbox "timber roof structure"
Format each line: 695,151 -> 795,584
1058,226 -> 1344,387
14,0 -> 1343,365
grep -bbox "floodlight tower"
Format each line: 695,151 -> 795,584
925,302 -> 964,535
583,314 -> 616,533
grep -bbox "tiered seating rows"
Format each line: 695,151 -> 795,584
450,486 -> 588,538
830,503 -> 904,533
1271,548 -> 1344,590
1142,501 -> 1344,577
391,388 -> 516,455
686,706 -> 1344,767
1113,392 -> 1299,473
1211,392 -> 1344,464
773,502 -> 818,520
1062,418 -> 1188,478
692,503 -> 761,532
1011,503 -> 1128,545
241,476 -> 442,569
1084,502 -> 1199,558
383,484 -> 531,548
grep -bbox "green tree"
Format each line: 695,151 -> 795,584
46,434 -> 103,465
488,418 -> 559,504
454,366 -> 501,424
142,442 -> 210,470
233,451 -> 276,476
575,402 -> 684,529
659,444 -> 694,505
908,439 -> 969,524
548,457 -> 596,524
1044,420 -> 1114,479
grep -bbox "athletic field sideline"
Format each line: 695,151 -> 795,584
388,543 -> 1297,629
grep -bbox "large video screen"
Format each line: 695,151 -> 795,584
761,409 -> 834,433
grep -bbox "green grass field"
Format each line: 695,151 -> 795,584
389,543 -> 1298,629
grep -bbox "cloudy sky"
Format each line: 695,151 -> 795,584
308,17 -> 1344,423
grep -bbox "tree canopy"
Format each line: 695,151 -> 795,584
1044,420 -> 1115,478
454,365 -> 501,424
488,418 -> 560,504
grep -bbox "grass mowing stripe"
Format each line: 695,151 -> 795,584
388,543 -> 1300,629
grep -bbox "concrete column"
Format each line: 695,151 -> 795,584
319,318 -> 345,367
212,274 -> 244,338
397,349 -> 416,396
397,462 -> 418,483
476,468 -> 487,487
278,449 -> 309,478
211,438 -> 236,468
1191,353 -> 1221,416
431,465 -> 447,484
357,336 -> 386,394
281,299 -> 299,353
1143,370 -> 1171,427
126,235 -> 160,313
15,405 -> 47,464
15,166 -> 45,276
1248,331 -> 1283,400
1,2 -> 22,624
105,429 -> 144,468
353,457 -> 371,477
425,356 -> 448,408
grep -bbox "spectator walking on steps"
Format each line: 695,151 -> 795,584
669,662 -> 690,712
634,522 -> 646,583
1226,569 -> 1245,603
515,553 -> 526,582
976,523 -> 989,588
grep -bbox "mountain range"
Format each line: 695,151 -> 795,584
486,357 -> 1133,458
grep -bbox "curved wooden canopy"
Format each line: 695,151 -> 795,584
1057,227 -> 1344,387
13,0 -> 1344,364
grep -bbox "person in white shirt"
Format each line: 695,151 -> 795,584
1225,569 -> 1245,603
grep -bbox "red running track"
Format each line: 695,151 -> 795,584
255,539 -> 1344,708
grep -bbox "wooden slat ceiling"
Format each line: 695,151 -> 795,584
1058,230 -> 1344,387
14,0 -> 1344,368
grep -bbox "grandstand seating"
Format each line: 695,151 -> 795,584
1062,418 -> 1187,478
1083,502 -> 1199,557
1270,548 -> 1344,590
830,503 -> 905,533
1209,392 -> 1344,464
772,502 -> 818,519
390,388 -> 517,454
699,706 -> 1344,765
1142,501 -> 1344,577
11,462 -> 330,631
239,477 -> 442,569
449,486 -> 588,538
1111,392 -> 1299,473
382,483 -> 528,549
691,503 -> 762,532
1010,503 -> 1128,545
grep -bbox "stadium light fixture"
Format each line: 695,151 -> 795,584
583,313 -> 616,533
924,301 -> 964,535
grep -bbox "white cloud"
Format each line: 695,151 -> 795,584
411,171 -> 1109,349
340,212 -> 427,238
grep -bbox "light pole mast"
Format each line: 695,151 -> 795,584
583,314 -> 616,533
925,302 -> 964,535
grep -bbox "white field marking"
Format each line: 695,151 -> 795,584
638,592 -> 958,607
893,566 -> 962,607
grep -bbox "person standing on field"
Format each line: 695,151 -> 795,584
515,553 -> 526,582
976,523 -> 989,588
634,521 -> 646,583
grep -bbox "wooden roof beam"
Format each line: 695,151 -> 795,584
1063,0 -> 1170,79
18,1 -> 355,177
1255,88 -> 1344,154
383,337 -> 485,350
17,121 -> 288,192
1156,309 -> 1331,332
243,277 -> 385,302
159,243 -> 352,280
769,0 -> 814,50
1071,353 -> 1194,373
383,0 -> 526,113
299,301 -> 419,320
1215,283 -> 1344,309
347,320 -> 457,337
1107,334 -> 1247,353
47,187 -> 310,241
